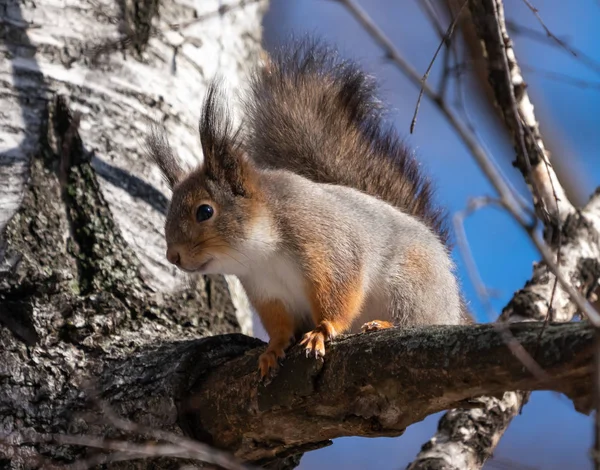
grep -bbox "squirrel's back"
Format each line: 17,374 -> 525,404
244,40 -> 449,244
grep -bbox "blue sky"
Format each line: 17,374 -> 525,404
261,1 -> 600,469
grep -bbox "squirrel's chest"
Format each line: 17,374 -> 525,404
238,255 -> 313,320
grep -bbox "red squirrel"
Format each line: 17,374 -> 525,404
146,41 -> 470,379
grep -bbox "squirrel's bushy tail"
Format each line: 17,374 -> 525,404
243,39 -> 449,244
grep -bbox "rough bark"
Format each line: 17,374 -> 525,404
467,0 -> 571,225
180,321 -> 592,464
500,191 -> 600,323
1,0 -> 266,468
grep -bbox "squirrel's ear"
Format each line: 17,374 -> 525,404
199,79 -> 250,196
145,125 -> 185,189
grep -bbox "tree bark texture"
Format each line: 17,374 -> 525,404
181,321 -> 593,464
1,0 -> 266,467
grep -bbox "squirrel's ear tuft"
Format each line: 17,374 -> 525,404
199,78 -> 249,196
145,124 -> 185,189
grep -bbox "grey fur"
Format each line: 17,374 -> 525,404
240,40 -> 469,328
257,170 -> 464,331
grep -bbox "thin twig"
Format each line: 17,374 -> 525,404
410,0 -> 467,133
446,61 -> 600,91
520,65 -> 600,90
506,19 -> 600,78
415,0 -> 446,38
413,0 -> 453,98
86,390 -> 255,470
337,0 -> 523,212
11,430 -> 254,470
453,197 -> 502,319
438,45 -> 452,98
519,0 -> 581,61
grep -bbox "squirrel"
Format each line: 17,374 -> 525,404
146,41 -> 471,380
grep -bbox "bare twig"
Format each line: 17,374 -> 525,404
410,0 -> 467,133
337,0 -> 524,214
445,60 -> 600,91
83,390 -> 255,470
99,400 -> 252,469
520,0 -> 580,61
415,0 -> 470,121
520,64 -> 600,90
415,0 -> 446,38
506,20 -> 600,78
453,197 -> 499,318
6,430 -> 254,470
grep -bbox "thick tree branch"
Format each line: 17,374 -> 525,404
8,320 -> 590,468
168,321 -> 593,464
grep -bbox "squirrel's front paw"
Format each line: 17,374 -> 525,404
299,321 -> 336,358
361,320 -> 394,333
258,346 -> 286,380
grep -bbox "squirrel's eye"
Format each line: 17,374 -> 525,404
196,204 -> 214,222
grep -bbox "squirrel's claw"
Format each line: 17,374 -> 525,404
300,322 -> 335,359
258,346 -> 286,381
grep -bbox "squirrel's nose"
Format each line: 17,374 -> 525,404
166,247 -> 181,266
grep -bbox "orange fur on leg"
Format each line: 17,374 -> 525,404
252,298 -> 295,379
301,263 -> 365,358
361,320 -> 395,332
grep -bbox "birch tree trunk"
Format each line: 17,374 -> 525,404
0,0 -> 266,467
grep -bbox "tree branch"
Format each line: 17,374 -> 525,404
167,321 -> 593,464
501,190 -> 600,323
467,0 -> 572,226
